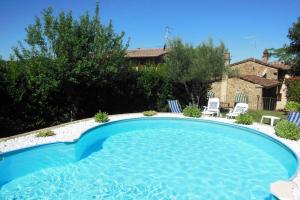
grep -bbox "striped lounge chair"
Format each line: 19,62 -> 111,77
288,112 -> 300,126
168,100 -> 182,113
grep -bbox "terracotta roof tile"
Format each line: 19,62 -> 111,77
126,48 -> 169,58
240,75 -> 280,88
268,61 -> 291,70
230,58 -> 291,70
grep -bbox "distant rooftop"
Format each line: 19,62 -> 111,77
126,48 -> 292,71
126,48 -> 169,58
230,58 -> 291,70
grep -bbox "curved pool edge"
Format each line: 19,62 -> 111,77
1,113 -> 300,198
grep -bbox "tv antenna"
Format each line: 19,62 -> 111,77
164,26 -> 172,48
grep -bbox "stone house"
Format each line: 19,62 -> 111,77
211,50 -> 291,110
126,48 -> 169,68
126,47 -> 290,110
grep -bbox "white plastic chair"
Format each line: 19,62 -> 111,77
226,103 -> 248,119
202,98 -> 220,117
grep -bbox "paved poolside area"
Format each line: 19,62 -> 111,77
0,113 -> 300,199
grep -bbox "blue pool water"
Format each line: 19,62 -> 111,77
0,118 -> 298,199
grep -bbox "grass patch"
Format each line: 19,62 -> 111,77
247,110 -> 287,123
285,101 -> 300,112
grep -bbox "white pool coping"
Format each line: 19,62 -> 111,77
0,112 -> 300,199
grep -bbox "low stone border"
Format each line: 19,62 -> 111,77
0,112 -> 299,199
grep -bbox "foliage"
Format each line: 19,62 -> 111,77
94,111 -> 109,123
275,120 -> 300,140
183,105 -> 201,118
270,17 -> 300,75
36,130 -> 55,137
286,79 -> 300,103
136,67 -> 168,111
143,110 -> 157,116
235,113 -> 253,125
0,3 -> 129,137
163,38 -> 226,106
285,101 -> 300,112
246,110 -> 286,122
0,61 -> 15,134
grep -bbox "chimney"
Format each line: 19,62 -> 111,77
262,49 -> 269,63
224,50 -> 230,65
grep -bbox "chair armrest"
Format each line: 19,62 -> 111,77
203,106 -> 207,111
241,109 -> 247,114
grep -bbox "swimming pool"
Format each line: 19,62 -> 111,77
0,118 -> 298,199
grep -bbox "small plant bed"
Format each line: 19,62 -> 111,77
94,111 -> 109,123
275,120 -> 300,140
36,130 -> 56,137
143,110 -> 157,116
235,113 -> 253,125
183,105 -> 201,118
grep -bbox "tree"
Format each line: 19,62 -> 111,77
270,17 -> 300,75
163,38 -> 226,106
1,2 -> 129,136
15,3 -> 126,109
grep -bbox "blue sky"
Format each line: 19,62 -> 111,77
0,0 -> 299,62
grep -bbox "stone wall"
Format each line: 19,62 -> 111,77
211,77 -> 263,110
211,81 -> 222,100
276,82 -> 288,110
231,61 -> 278,80
227,78 -> 263,109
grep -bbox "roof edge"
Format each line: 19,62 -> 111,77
230,58 -> 290,70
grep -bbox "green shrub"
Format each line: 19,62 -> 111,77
143,110 -> 157,116
275,120 -> 300,140
235,113 -> 253,125
286,79 -> 300,103
183,105 -> 201,118
94,112 -> 109,123
285,101 -> 300,112
36,130 -> 55,137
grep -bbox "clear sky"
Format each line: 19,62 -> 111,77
0,0 -> 299,62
